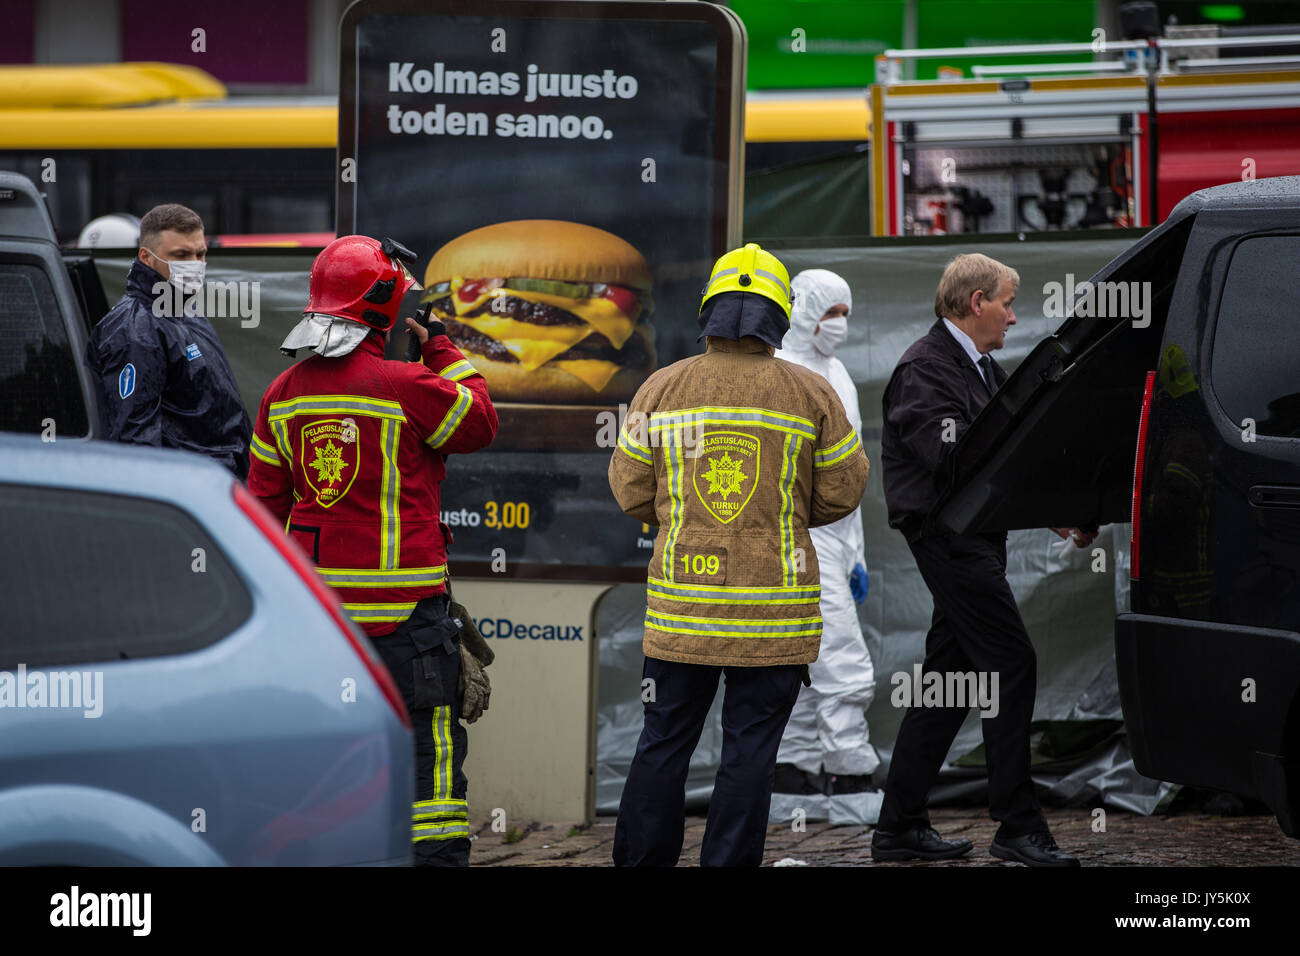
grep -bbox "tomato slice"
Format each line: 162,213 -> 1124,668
601,283 -> 640,319
457,279 -> 488,303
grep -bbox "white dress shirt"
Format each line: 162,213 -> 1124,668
942,317 -> 984,370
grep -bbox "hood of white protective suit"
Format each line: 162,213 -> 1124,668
784,269 -> 852,355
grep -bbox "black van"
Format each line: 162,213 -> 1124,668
931,176 -> 1300,838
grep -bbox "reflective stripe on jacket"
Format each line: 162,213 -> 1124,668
609,335 -> 869,667
248,332 -> 497,636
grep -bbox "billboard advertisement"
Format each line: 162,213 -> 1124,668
339,0 -> 743,579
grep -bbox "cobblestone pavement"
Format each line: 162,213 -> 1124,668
468,807 -> 1300,866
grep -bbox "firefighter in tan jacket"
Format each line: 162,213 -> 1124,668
609,244 -> 870,867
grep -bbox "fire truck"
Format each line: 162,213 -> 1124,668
869,28 -> 1300,236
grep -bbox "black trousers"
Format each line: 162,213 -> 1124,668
370,594 -> 470,867
613,656 -> 803,867
878,533 -> 1046,838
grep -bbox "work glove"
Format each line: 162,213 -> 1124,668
450,599 -> 493,666
850,562 -> 869,604
458,643 -> 491,723
449,598 -> 493,723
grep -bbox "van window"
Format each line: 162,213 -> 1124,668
1210,236 -> 1300,439
0,484 -> 252,669
0,261 -> 91,436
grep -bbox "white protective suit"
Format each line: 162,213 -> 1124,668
771,269 -> 881,825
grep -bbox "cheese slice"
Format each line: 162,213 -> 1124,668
450,287 -> 495,316
449,311 -> 591,370
550,358 -> 623,393
502,288 -> 639,350
442,282 -> 638,349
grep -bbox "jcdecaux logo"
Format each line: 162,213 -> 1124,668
473,617 -> 583,641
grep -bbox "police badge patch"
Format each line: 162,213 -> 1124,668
301,419 -> 360,507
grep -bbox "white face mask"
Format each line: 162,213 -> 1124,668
813,315 -> 847,355
150,250 -> 206,295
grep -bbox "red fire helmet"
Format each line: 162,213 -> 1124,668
305,235 -> 422,332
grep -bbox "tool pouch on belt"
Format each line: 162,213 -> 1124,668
446,579 -> 493,723
405,599 -> 462,711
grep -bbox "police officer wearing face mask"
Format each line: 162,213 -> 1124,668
86,203 -> 252,478
771,269 -> 882,825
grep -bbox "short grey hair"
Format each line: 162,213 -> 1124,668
934,253 -> 1018,320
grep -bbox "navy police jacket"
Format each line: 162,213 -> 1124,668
86,259 -> 252,478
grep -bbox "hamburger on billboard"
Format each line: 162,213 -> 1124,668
422,220 -> 655,405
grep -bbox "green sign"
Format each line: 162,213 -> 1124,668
729,0 -> 1096,87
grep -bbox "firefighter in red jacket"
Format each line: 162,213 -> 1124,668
248,235 -> 498,867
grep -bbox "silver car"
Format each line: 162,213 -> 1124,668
0,433 -> 414,865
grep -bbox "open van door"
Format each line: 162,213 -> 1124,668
930,202 -> 1197,535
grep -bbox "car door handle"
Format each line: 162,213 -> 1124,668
1248,485 -> 1300,508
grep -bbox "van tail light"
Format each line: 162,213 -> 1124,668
1130,371 -> 1157,582
233,484 -> 411,730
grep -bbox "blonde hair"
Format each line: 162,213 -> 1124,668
934,253 -> 1019,320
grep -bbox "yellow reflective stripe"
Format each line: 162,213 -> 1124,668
754,266 -> 791,300
250,433 -> 280,466
645,609 -> 823,638
379,419 -> 401,569
816,430 -> 861,468
704,266 -> 739,292
341,601 -> 417,623
317,566 -> 446,587
650,407 -> 816,440
646,577 -> 820,604
426,383 -> 472,449
412,822 -> 470,842
413,809 -> 468,821
437,359 -> 477,382
413,797 -> 467,816
432,705 -> 452,799
617,425 -> 653,466
269,394 -> 407,422
271,418 -> 292,463
663,440 -> 684,580
779,434 -> 800,586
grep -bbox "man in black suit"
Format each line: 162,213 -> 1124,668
872,253 -> 1094,867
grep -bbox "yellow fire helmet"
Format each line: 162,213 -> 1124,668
700,242 -> 793,319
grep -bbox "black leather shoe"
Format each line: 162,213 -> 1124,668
990,830 -> 1080,867
773,763 -> 828,796
871,826 -> 973,861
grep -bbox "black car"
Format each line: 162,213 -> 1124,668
932,175 -> 1300,837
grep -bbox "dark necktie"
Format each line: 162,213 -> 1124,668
978,354 -> 997,395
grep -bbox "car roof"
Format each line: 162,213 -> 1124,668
1172,174 -> 1300,219
0,434 -> 235,513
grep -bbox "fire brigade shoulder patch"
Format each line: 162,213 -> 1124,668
301,419 -> 359,507
692,431 -> 759,524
